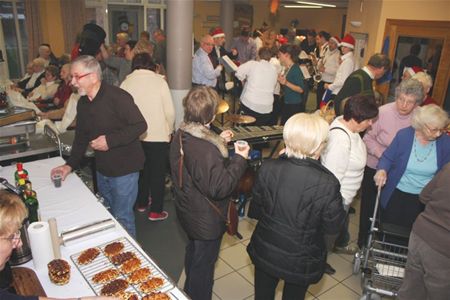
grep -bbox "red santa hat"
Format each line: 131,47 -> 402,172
404,66 -> 424,77
211,27 -> 225,39
339,34 -> 355,49
329,36 -> 341,45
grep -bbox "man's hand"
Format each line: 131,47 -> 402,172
50,164 -> 72,181
231,48 -> 238,56
90,135 -> 109,151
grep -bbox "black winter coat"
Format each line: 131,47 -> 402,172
247,155 -> 346,285
170,123 -> 247,240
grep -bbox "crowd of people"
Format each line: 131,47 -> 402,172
2,22 -> 450,300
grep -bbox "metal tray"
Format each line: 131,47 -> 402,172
70,237 -> 179,299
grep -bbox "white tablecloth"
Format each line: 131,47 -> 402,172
0,157 -> 187,299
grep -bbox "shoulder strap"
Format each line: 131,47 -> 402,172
330,127 -> 351,144
177,131 -> 228,223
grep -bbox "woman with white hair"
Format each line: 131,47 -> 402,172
412,71 -> 437,106
375,104 -> 450,232
247,113 -> 346,300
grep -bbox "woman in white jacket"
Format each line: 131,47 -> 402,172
120,52 -> 175,221
321,95 -> 378,272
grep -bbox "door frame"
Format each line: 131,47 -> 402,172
383,19 -> 450,106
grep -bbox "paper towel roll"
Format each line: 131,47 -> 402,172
27,222 -> 54,270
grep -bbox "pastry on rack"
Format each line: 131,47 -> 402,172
77,247 -> 100,265
120,257 -> 141,274
100,278 -> 129,296
104,241 -> 125,257
128,267 -> 151,284
139,277 -> 164,293
142,292 -> 170,300
47,259 -> 71,285
92,268 -> 120,284
118,292 -> 139,300
111,251 -> 136,265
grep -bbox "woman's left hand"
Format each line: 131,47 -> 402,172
220,130 -> 234,143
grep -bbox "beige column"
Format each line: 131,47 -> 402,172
166,0 -> 194,127
220,0 -> 234,49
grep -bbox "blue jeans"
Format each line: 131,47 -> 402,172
96,171 -> 139,237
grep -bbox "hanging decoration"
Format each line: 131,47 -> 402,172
269,0 -> 280,14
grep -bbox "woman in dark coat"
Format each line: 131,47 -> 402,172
247,113 -> 346,300
170,86 -> 249,300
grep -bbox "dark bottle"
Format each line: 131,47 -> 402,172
23,182 -> 39,223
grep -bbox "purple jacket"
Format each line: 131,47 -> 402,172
377,126 -> 450,208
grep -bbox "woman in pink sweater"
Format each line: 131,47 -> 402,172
358,78 -> 424,248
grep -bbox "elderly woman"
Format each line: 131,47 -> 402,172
321,95 -> 379,264
247,113 -> 345,300
412,71 -> 437,106
375,104 -> 450,232
27,65 -> 60,102
358,78 -> 424,248
170,86 -> 249,300
0,191 -> 115,300
277,44 -> 305,124
120,53 -> 175,220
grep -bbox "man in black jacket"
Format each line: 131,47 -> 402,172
334,53 -> 390,115
209,27 -> 238,93
50,55 -> 147,237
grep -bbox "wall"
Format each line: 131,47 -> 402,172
38,0 -> 66,56
251,0 -> 347,37
346,0 -> 450,63
193,1 -> 221,40
192,0 -> 347,40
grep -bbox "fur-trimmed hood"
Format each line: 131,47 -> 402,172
179,122 -> 229,158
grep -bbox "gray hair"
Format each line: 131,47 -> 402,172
71,55 -> 102,80
395,78 -> 425,105
411,104 -> 449,131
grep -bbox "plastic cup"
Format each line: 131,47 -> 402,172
235,140 -> 248,151
51,172 -> 62,188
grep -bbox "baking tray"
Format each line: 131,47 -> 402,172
70,237 -> 180,299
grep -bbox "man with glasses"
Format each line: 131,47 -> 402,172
51,55 -> 147,238
192,34 -> 223,87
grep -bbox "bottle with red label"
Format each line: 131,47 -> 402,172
14,163 -> 29,186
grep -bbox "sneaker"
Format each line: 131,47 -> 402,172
334,244 -> 359,255
324,263 -> 336,275
136,204 -> 147,212
148,211 -> 169,221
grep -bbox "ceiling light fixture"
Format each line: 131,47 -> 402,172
296,1 -> 337,7
284,5 -> 323,8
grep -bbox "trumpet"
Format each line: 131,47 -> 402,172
308,52 -> 322,84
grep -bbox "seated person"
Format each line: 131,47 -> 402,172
27,65 -> 60,102
17,62 -> 34,83
46,63 -> 73,109
12,58 -> 46,97
37,92 -> 80,133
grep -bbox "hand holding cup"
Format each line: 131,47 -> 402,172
234,140 -> 250,159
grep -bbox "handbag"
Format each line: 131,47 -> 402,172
177,132 -> 243,239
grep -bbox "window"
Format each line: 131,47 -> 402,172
0,0 -> 27,79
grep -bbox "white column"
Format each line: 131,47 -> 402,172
166,0 -> 194,128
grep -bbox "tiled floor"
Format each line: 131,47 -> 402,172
177,199 -> 378,300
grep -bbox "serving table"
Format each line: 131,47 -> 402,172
0,157 -> 188,299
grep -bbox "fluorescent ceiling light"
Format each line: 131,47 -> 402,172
296,1 -> 337,7
284,5 -> 323,8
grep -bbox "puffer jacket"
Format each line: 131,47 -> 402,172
170,122 -> 247,240
247,155 -> 346,285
